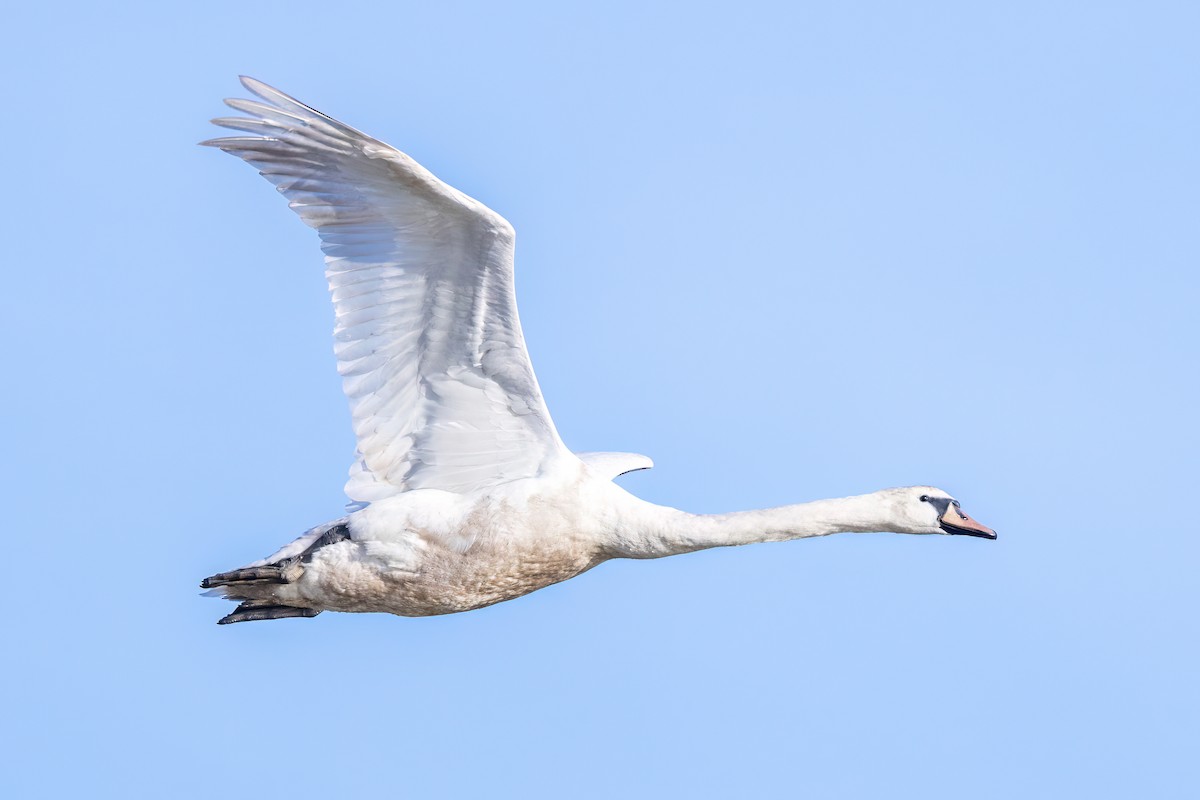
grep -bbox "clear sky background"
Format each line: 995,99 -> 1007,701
3,1 -> 1197,797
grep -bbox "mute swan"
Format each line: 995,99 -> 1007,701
200,77 -> 995,625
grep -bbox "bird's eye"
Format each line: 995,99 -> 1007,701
919,495 -> 929,502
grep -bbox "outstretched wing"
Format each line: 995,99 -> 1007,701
204,77 -> 568,503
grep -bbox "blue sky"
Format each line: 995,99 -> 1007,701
3,1 -> 1197,797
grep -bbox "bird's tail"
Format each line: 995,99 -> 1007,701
199,567 -> 315,624
201,523 -> 350,624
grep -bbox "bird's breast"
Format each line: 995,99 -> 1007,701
300,491 -> 608,616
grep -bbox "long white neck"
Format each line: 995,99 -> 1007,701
607,490 -> 902,559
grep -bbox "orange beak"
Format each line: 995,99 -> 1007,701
939,503 -> 996,539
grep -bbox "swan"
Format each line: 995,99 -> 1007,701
200,77 -> 995,625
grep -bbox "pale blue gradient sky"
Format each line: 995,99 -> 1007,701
3,2 -> 1198,797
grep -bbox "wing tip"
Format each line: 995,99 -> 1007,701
576,451 -> 655,481
238,74 -> 269,95
235,75 -> 323,120
198,135 -> 281,149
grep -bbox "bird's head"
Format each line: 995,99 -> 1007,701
887,486 -> 996,538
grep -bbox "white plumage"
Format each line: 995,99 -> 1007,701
208,78 -> 564,503
201,78 -> 994,625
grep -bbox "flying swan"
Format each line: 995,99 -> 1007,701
201,77 -> 995,625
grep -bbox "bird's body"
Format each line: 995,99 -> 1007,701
240,465 -> 610,617
201,78 -> 994,624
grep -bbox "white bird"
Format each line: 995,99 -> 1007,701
201,77 -> 995,625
